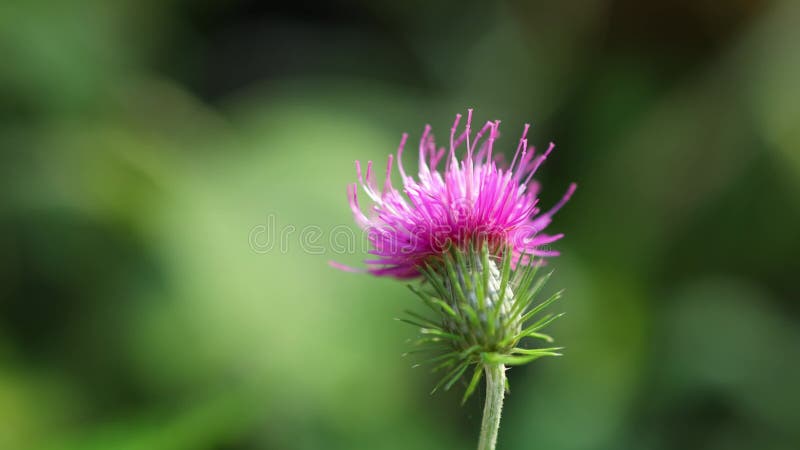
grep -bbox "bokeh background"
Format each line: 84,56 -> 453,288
1,1 -> 799,449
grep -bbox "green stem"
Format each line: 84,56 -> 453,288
477,363 -> 506,450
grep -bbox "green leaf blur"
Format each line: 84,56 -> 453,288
1,1 -> 798,449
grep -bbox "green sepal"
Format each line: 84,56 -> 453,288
402,243 -> 565,400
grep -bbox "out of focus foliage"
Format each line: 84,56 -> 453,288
1,1 -> 798,449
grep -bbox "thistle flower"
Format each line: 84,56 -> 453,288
339,110 -> 575,279
334,110 -> 575,450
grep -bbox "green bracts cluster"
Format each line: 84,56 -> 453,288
401,242 -> 564,403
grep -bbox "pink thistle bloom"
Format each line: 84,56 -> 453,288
335,110 -> 576,279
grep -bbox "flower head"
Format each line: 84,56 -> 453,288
332,110 -> 576,419
338,110 -> 576,278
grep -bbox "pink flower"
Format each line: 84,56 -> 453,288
334,110 -> 575,279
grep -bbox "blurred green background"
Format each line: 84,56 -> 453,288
1,1 -> 799,449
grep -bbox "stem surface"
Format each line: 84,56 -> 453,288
477,363 -> 506,450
